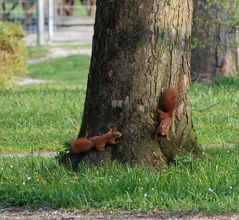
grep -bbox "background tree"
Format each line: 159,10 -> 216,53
57,0 -> 75,16
61,0 -> 202,170
191,0 -> 238,83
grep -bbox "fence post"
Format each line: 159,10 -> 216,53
37,0 -> 44,45
48,0 -> 53,42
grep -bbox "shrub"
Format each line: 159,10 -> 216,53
0,21 -> 27,88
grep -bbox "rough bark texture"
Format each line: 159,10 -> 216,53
63,0 -> 202,169
191,0 -> 238,83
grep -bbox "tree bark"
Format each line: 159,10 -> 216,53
57,0 -> 75,16
191,0 -> 238,83
62,0 -> 202,170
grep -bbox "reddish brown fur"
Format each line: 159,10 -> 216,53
72,128 -> 122,153
160,87 -> 178,115
72,138 -> 95,153
155,87 -> 178,140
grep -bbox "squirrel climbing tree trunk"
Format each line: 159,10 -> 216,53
191,0 -> 238,83
62,0 -> 202,169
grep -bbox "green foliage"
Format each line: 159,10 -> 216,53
0,147 -> 239,212
192,0 -> 238,49
0,21 -> 27,88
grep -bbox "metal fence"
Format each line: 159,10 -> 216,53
0,0 -> 37,33
0,0 -> 96,45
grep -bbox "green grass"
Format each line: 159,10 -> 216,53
27,46 -> 49,59
0,147 -> 239,212
0,85 -> 85,153
56,42 -> 92,49
27,44 -> 92,60
0,55 -> 90,153
29,55 -> 90,84
191,77 -> 239,145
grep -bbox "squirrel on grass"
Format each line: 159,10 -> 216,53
155,87 -> 178,141
71,128 -> 122,154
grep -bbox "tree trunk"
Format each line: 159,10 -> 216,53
191,0 -> 238,83
62,0 -> 202,170
58,0 -> 75,16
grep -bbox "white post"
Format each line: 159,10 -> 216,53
48,0 -> 53,42
37,0 -> 44,45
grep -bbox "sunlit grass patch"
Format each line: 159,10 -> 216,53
0,85 -> 85,153
191,77 -> 239,145
29,55 -> 90,84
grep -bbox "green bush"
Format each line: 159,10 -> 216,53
0,21 -> 27,88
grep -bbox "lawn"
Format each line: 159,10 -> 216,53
0,52 -> 239,213
0,85 -> 84,153
27,43 -> 92,60
191,78 -> 239,145
0,55 -> 238,153
28,55 -> 90,84
27,46 -> 49,59
0,147 -> 239,212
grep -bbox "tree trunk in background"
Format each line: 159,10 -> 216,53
62,0 -> 202,170
57,0 -> 75,16
191,0 -> 238,83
